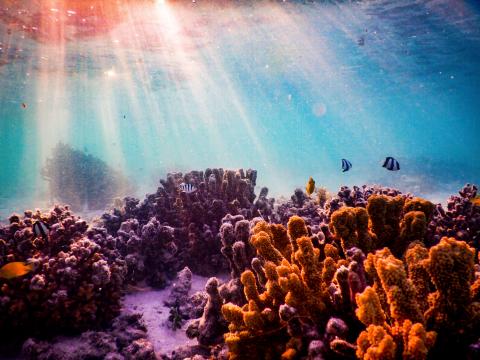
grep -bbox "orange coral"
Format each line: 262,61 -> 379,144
405,244 -> 431,313
287,215 -> 308,253
403,198 -> 434,221
222,217 -> 335,359
366,195 -> 405,248
220,204 -> 480,360
356,325 -> 396,360
270,224 -> 293,260
330,207 -> 376,254
395,211 -> 427,256
401,320 -> 436,360
370,248 -> 423,325
355,286 -> 386,327
250,231 -> 284,265
424,237 -> 476,332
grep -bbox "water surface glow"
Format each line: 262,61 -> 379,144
0,0 -> 479,216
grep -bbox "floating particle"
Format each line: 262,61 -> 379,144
287,94 -> 292,101
21,102 -> 27,109
312,103 -> 327,117
104,68 -> 116,77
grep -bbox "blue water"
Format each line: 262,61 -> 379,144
1,0 -> 479,217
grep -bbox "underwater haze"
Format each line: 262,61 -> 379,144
0,0 -> 479,217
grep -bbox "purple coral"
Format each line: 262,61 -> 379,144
0,206 -> 126,343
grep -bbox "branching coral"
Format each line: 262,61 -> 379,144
100,168 -> 264,278
330,207 -> 377,255
405,244 -> 431,314
366,195 -> 405,249
355,247 -> 437,359
220,217 -> 360,359
430,184 -> 480,250
423,237 -> 479,357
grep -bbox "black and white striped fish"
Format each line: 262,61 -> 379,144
382,157 -> 400,171
341,159 -> 352,172
179,183 -> 197,193
32,220 -> 50,241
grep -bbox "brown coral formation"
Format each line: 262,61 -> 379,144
1,177 -> 479,360
0,206 -> 126,344
220,217 -> 360,359
212,191 -> 479,360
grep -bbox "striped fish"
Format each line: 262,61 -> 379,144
382,157 -> 400,171
179,183 -> 197,193
32,220 -> 50,241
342,159 -> 352,172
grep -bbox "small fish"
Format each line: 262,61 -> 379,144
471,196 -> 480,207
0,262 -> 34,280
382,157 -> 400,171
179,183 -> 197,193
357,37 -> 365,46
342,159 -> 352,172
21,102 -> 27,109
306,177 -> 315,196
33,220 -> 50,241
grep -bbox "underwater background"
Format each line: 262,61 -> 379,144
1,0 -> 479,218
1,1 -> 480,360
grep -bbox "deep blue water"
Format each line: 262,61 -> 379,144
0,0 -> 479,217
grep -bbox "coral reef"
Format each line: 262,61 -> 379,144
0,206 -> 126,344
164,267 -> 208,330
100,168 -> 266,285
41,142 -> 130,211
187,277 -> 228,348
430,184 -> 480,250
219,217 -> 361,359
184,184 -> 480,360
1,171 -> 479,360
22,313 -> 156,360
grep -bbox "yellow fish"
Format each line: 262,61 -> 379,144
306,177 -> 315,196
0,262 -> 34,280
471,196 -> 480,207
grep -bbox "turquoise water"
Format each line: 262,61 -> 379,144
0,0 -> 479,217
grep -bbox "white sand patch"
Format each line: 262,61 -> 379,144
122,274 -> 211,355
